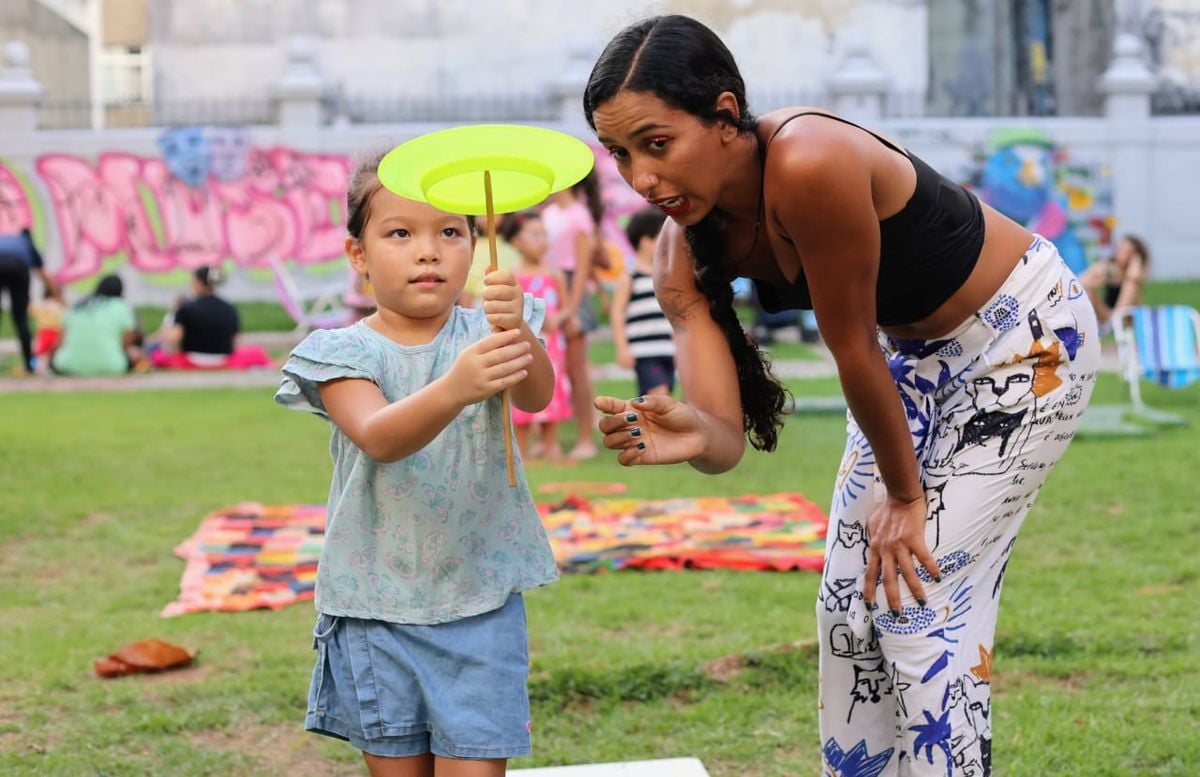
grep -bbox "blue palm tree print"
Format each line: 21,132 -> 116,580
822,738 -> 894,777
910,709 -> 954,776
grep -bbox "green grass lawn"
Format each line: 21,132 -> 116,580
1,370 -> 1198,775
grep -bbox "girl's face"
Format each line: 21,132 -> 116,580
346,186 -> 474,324
592,90 -> 737,226
511,217 -> 547,262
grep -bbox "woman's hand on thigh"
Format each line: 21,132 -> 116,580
862,494 -> 942,614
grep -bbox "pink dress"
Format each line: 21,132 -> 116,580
512,271 -> 571,426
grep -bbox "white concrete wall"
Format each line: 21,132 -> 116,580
0,109 -> 1196,312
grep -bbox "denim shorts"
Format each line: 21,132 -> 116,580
634,355 -> 676,396
305,594 -> 532,759
562,270 -> 599,334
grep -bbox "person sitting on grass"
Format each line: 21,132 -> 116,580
151,266 -> 270,370
51,274 -> 144,376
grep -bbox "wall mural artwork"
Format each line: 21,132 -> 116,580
0,127 -> 351,284
0,131 -> 651,286
970,127 -> 1113,273
1,125 -> 1114,287
0,163 -> 34,236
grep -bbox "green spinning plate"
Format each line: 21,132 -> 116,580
378,124 -> 595,216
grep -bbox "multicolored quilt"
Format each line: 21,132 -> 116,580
542,492 -> 828,573
162,493 -> 827,616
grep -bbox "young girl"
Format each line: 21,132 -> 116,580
276,151 -> 559,777
500,212 -> 572,461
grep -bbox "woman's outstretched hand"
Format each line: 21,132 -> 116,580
862,494 -> 941,615
594,394 -> 707,466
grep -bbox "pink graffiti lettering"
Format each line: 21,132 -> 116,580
0,164 -> 33,234
32,147 -> 351,282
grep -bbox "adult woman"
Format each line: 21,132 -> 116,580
586,15 -> 1099,774
0,228 -> 57,374
51,274 -> 141,376
1081,233 -> 1149,327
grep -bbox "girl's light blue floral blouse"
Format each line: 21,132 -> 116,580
275,296 -> 558,624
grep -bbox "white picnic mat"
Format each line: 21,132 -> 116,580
512,758 -> 710,776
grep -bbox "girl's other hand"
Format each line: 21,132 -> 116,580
615,345 -> 634,369
446,328 -> 532,405
482,269 -> 524,331
594,393 -> 706,466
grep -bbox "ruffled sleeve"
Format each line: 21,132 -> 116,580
523,292 -> 546,337
275,327 -> 376,418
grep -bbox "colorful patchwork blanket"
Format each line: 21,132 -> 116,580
162,493 -> 827,616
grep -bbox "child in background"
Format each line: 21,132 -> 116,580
500,212 -> 572,461
275,150 -> 559,775
460,213 -> 521,309
29,286 -> 65,373
610,207 -> 676,396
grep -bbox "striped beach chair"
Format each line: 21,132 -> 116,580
1113,304 -> 1200,423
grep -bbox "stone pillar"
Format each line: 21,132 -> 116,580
273,37 -> 327,128
827,31 -> 891,122
0,42 -> 44,136
1098,32 -> 1156,119
1099,32 -> 1157,247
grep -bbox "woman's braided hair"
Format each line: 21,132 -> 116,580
584,15 -> 789,450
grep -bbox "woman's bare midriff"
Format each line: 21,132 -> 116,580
880,204 -> 1032,341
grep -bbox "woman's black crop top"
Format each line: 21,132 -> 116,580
752,112 -> 986,327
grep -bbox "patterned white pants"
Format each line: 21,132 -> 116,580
817,237 -> 1100,777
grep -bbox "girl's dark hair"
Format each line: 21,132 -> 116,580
347,150 -> 387,240
76,273 -> 123,309
1123,234 -> 1150,269
583,15 -> 787,452
346,149 -> 475,240
498,210 -> 539,243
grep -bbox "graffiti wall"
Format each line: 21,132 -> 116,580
968,127 -> 1114,273
0,129 -> 650,295
0,127 -> 351,285
0,123 -> 1117,300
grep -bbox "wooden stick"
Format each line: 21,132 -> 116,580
484,171 -> 517,487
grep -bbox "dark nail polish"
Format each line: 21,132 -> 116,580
624,412 -> 638,423
631,428 -> 642,437
633,396 -> 645,403
934,575 -> 942,583
889,609 -> 900,618
636,442 -> 646,450
917,598 -> 927,608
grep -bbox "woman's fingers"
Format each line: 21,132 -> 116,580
916,545 -> 942,587
880,553 -> 902,615
862,550 -> 880,606
594,395 -> 630,417
896,554 -> 927,607
616,444 -> 645,467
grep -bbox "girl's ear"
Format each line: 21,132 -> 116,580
345,235 -> 367,276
